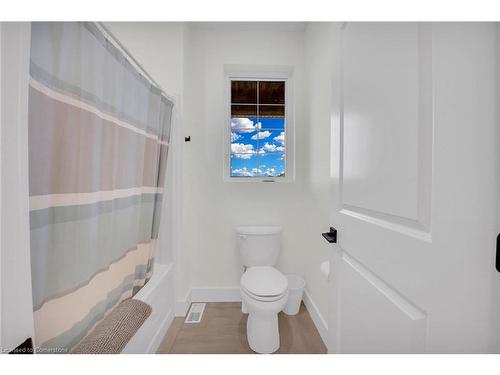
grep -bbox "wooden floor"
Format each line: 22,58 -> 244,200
157,302 -> 327,354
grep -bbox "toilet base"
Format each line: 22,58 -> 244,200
247,312 -> 280,353
240,288 -> 289,354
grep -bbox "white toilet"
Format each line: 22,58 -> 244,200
237,226 -> 289,354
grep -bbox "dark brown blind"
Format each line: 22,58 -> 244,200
231,80 -> 285,118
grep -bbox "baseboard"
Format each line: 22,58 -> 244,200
148,308 -> 174,353
175,290 -> 191,317
303,289 -> 329,349
190,286 -> 241,303
175,287 -> 241,316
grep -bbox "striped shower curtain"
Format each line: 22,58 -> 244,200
28,22 -> 173,352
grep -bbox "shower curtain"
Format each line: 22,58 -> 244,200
27,22 -> 173,352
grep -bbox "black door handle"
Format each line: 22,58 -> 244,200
322,227 -> 337,243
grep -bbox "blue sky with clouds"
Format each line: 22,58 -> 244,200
231,117 -> 285,177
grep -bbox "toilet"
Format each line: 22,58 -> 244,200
237,226 -> 289,354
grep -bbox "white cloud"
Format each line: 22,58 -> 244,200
231,118 -> 262,133
261,142 -> 285,152
232,167 -> 253,177
231,132 -> 242,142
232,167 -> 281,177
231,143 -> 254,154
251,131 -> 271,140
233,154 -> 253,159
231,143 -> 265,159
232,167 -> 263,177
273,131 -> 285,145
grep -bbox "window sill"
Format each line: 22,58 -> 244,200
223,176 -> 295,183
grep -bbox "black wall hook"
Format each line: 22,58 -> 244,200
185,136 -> 191,142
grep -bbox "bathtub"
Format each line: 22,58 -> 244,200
122,263 -> 175,353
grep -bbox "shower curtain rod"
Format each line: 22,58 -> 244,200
95,22 -> 173,103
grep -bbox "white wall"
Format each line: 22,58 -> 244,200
183,23 -> 322,294
1,21 -> 3,351
489,23 -> 500,353
1,22 -> 35,351
493,23 -> 500,353
429,23 -> 498,352
302,22 -> 339,325
104,22 -> 185,100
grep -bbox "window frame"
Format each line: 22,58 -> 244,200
223,65 -> 295,183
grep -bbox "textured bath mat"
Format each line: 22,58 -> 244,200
71,299 -> 152,354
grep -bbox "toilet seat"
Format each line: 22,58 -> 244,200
241,286 -> 287,302
240,266 -> 288,301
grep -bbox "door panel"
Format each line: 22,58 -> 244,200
341,22 -> 432,231
331,22 -> 498,353
340,253 -> 426,353
339,23 -> 431,352
343,23 -> 420,220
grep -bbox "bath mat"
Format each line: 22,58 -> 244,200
71,299 -> 152,354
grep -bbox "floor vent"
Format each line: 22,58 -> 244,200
185,303 -> 206,324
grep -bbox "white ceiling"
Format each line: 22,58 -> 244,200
188,22 -> 308,32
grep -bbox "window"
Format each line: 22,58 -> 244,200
225,68 -> 293,182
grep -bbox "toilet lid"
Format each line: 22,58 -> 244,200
241,266 -> 288,297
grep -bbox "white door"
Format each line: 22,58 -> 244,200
328,22 -> 498,353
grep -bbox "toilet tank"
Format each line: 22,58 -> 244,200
237,226 -> 282,267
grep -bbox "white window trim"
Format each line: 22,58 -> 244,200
223,65 -> 295,183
